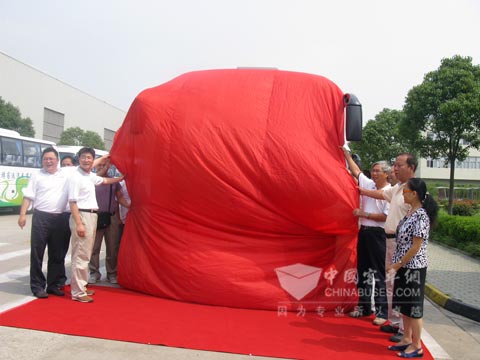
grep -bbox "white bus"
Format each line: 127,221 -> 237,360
0,128 -> 56,212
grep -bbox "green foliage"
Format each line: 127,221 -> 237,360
59,127 -> 105,150
432,211 -> 480,257
349,108 -> 411,169
463,243 -> 480,258
451,200 -> 476,216
438,199 -> 449,209
83,130 -> 105,149
0,97 -> 35,137
401,55 -> 480,215
58,127 -> 84,145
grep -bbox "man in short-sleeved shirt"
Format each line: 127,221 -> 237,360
18,147 -> 72,298
68,147 -> 123,303
342,148 -> 391,324
383,184 -> 410,235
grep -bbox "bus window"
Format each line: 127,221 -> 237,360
0,128 -> 56,212
23,141 -> 42,168
1,137 -> 23,166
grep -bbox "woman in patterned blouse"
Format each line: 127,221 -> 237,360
386,178 -> 438,358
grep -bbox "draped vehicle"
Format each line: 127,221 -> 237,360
111,68 -> 362,311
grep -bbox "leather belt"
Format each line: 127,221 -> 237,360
79,209 -> 98,213
360,225 -> 383,230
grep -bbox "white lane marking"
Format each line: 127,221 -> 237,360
0,258 -> 75,284
0,249 -> 31,262
0,297 -> 35,314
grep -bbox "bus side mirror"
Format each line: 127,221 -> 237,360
344,94 -> 362,141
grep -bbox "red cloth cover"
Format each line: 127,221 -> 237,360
111,69 -> 359,311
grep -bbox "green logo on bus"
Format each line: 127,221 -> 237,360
0,176 -> 29,207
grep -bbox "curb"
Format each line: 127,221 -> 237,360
425,283 -> 480,322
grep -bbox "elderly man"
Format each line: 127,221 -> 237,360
342,147 -> 391,326
360,153 -> 417,343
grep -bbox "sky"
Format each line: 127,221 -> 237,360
0,0 -> 479,122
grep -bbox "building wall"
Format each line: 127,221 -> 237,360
417,147 -> 480,184
0,51 -> 126,150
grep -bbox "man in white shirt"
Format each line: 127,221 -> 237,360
18,147 -> 72,298
68,147 -> 123,303
342,148 -> 391,326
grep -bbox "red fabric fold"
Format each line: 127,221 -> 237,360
111,69 -> 359,310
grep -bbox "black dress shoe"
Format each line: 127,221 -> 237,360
390,332 -> 403,343
33,290 -> 49,299
47,287 -> 65,296
380,324 -> 399,333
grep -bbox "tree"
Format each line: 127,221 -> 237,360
401,55 -> 480,214
59,127 -> 105,150
83,130 -> 105,149
0,97 -> 35,137
349,108 -> 411,170
58,127 -> 84,145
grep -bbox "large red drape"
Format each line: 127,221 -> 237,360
111,69 -> 359,311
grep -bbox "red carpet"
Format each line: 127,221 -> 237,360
0,286 -> 433,360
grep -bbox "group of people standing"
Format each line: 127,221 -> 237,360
15,143 -> 437,355
18,146 -> 129,303
342,148 -> 438,359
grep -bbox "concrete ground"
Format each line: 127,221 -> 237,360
1,212 -> 479,359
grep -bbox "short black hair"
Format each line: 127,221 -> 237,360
78,147 -> 95,158
61,155 -> 75,165
42,147 -> 58,159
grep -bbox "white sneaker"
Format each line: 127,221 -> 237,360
88,275 -> 98,284
72,295 -> 93,303
109,277 -> 118,284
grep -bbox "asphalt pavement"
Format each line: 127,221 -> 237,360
426,241 -> 480,322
